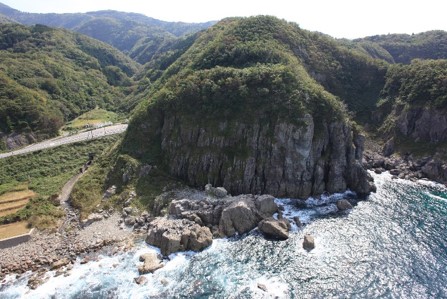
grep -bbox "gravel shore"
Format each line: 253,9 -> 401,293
0,213 -> 134,284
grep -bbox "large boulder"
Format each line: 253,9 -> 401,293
169,194 -> 279,238
138,252 -> 164,274
146,218 -> 213,256
258,218 -> 290,240
205,184 -> 228,198
219,196 -> 262,236
254,195 -> 278,218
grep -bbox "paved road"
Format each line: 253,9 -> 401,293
0,124 -> 128,159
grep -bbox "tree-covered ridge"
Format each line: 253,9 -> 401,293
136,16 -> 386,123
124,16 -> 361,156
0,23 -> 139,139
381,59 -> 447,109
355,31 -> 447,64
0,3 -> 214,62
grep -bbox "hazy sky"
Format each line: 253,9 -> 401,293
2,0 -> 446,39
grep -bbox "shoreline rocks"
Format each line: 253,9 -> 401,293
145,218 -> 213,256
138,252 -> 164,274
0,213 -> 133,281
364,150 -> 447,185
258,218 -> 290,240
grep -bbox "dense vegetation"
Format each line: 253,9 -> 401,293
355,31 -> 447,64
0,23 -> 138,141
381,59 -> 447,109
0,3 -> 213,63
0,135 -> 120,228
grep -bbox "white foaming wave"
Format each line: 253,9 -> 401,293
424,192 -> 447,202
245,276 -> 289,298
418,179 -> 447,190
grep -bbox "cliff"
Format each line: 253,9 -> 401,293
115,17 -> 375,199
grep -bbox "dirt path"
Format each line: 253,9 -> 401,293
0,124 -> 127,159
58,172 -> 84,232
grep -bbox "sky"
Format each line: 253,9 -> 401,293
2,0 -> 446,39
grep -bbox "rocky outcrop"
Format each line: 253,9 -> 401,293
138,252 -> 164,274
0,131 -> 37,150
396,107 -> 447,144
169,194 -> 278,237
421,159 -> 447,183
145,218 -> 213,256
258,218 -> 290,240
365,150 -> 447,184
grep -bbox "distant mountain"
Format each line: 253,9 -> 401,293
354,31 -> 447,64
0,3 -> 214,61
0,23 -> 139,146
0,12 -> 13,24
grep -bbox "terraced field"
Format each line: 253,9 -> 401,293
0,190 -> 36,217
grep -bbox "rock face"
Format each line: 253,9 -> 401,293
396,107 -> 447,144
138,252 -> 164,274
127,111 -> 373,199
0,131 -> 37,150
146,218 -> 213,256
162,116 -> 372,198
258,218 -> 290,240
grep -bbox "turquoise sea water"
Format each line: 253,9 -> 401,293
1,172 -> 447,298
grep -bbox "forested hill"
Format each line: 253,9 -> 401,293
0,3 -> 214,61
354,31 -> 447,64
0,23 -> 139,144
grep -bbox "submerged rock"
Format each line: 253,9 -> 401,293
134,276 -> 148,285
258,218 -> 290,240
138,252 -> 164,274
303,234 -> 315,251
336,199 -> 353,211
146,218 -> 213,256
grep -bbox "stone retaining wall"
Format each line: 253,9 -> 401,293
0,228 -> 34,249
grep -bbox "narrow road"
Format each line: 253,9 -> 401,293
0,124 -> 127,159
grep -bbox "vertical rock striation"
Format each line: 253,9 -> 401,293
130,112 -> 373,199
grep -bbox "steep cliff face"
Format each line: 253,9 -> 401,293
124,107 -> 372,198
159,115 -> 370,197
396,107 -> 447,143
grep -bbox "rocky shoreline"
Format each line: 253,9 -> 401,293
0,214 -> 134,289
364,149 -> 447,185
4,146 -> 439,290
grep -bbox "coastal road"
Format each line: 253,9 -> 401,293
0,124 -> 128,159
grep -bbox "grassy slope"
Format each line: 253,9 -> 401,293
0,134 -> 120,227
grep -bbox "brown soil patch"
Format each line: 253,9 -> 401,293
0,221 -> 30,239
0,190 -> 36,203
0,190 -> 36,217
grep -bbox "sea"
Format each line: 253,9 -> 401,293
1,172 -> 446,298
